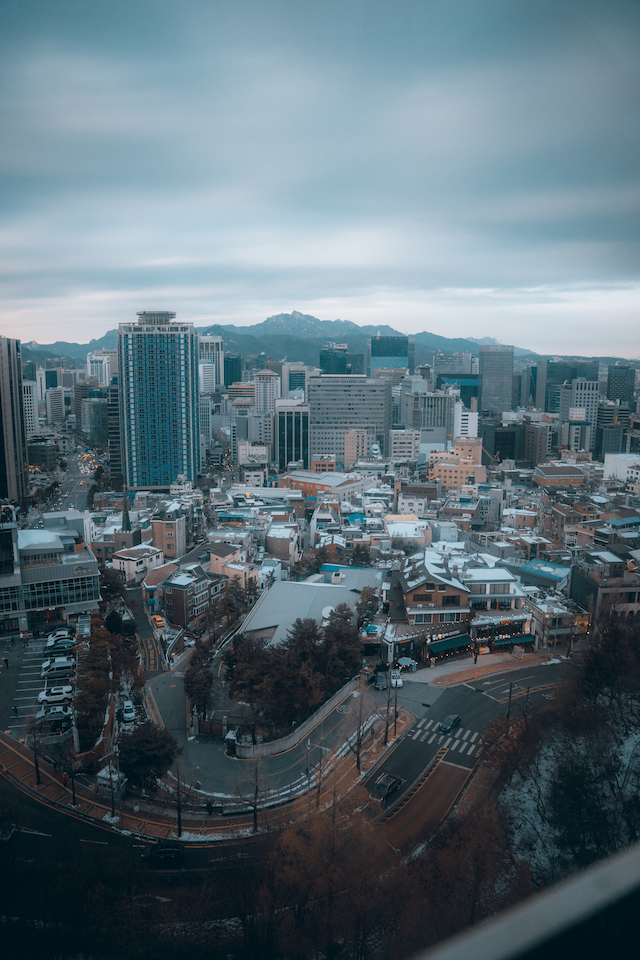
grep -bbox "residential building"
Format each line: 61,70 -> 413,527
389,429 -> 421,461
112,544 -> 164,584
0,336 -> 28,503
344,429 -> 370,470
117,311 -> 199,489
151,503 -> 187,561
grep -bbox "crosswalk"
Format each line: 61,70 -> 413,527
409,717 -> 480,756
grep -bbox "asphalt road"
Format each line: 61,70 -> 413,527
368,660 -> 572,836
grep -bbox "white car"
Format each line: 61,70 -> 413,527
390,669 -> 403,688
46,629 -> 72,644
36,704 -> 72,722
38,684 -> 73,704
122,700 -> 135,723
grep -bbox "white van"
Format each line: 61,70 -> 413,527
41,656 -> 76,679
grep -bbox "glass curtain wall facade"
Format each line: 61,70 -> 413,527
277,402 -> 309,470
118,312 -> 199,489
478,345 -> 514,417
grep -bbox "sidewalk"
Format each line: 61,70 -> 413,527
405,648 -> 572,687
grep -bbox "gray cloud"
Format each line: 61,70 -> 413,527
0,1 -> 639,355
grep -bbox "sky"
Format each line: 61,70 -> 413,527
1,0 -> 639,357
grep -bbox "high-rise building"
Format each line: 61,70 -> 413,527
276,400 -> 310,470
118,311 -> 199,489
558,378 -> 599,451
535,359 -> 599,412
320,344 -> 365,376
478,345 -> 514,417
199,335 -> 224,393
106,381 -> 122,484
224,354 -> 242,387
367,335 -> 415,378
254,370 -> 280,414
307,375 -> 392,464
0,337 -> 28,503
86,352 -> 111,385
607,365 -> 635,403
45,387 -> 65,426
22,380 -> 39,436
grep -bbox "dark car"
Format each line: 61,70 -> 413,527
373,773 -> 403,803
141,840 -> 185,865
439,714 -> 462,734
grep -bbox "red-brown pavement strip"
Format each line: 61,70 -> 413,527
431,652 -> 555,687
0,709 -> 416,840
381,759 -> 472,856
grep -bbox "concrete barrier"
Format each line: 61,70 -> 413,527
235,677 -> 360,759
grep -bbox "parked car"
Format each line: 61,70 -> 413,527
439,714 -> 462,734
41,656 -> 75,679
46,630 -> 73,646
141,840 -> 185,864
152,615 -> 165,630
122,700 -> 135,723
390,669 -> 403,688
38,684 -> 73,705
36,704 -> 72,722
374,669 -> 388,690
46,638 -> 76,655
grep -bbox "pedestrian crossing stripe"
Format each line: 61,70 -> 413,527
411,725 -> 481,755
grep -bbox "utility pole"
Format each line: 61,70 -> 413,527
394,682 -> 398,738
506,681 -> 513,720
176,763 -> 182,837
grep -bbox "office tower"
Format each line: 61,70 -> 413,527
320,344 -> 365,376
453,402 -> 478,438
534,359 -> 599,412
276,400 -> 310,470
558,378 -> 599,451
45,387 -> 65,426
400,380 -> 458,439
224,354 -> 242,387
307,375 -> 392,464
0,337 -> 28,503
86,352 -> 111,385
524,420 -> 555,466
118,311 -> 199,489
478,345 -> 514,416
607,365 -> 635,403
22,360 -> 36,382
199,335 -> 224,393
368,335 -> 415,377
281,362 -> 309,395
22,380 -> 39,435
45,369 -> 59,390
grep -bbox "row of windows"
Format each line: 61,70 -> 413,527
412,612 -> 463,624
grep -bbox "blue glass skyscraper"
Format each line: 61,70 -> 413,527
118,311 -> 199,489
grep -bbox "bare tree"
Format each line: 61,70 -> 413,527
235,759 -> 265,832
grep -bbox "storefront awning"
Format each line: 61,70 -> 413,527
492,635 -> 531,646
428,633 -> 471,654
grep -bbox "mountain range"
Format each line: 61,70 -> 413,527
21,311 -> 540,369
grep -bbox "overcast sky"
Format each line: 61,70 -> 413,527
1,0 -> 639,356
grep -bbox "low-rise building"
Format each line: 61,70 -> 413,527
112,544 -> 164,584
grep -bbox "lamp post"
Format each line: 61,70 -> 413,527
176,763 -> 182,837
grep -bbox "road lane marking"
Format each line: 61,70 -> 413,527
428,733 -> 437,743
417,718 -> 425,728
424,719 -> 433,730
468,744 -> 476,755
443,737 -> 452,748
463,730 -> 470,740
471,732 -> 478,741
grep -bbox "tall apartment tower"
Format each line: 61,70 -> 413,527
0,337 -> 28,503
607,365 -> 635,403
478,345 -> 514,417
118,311 -> 199,489
307,375 -> 392,465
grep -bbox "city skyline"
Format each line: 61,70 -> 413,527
1,2 -> 639,356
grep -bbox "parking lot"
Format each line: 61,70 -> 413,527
1,636 -> 75,741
